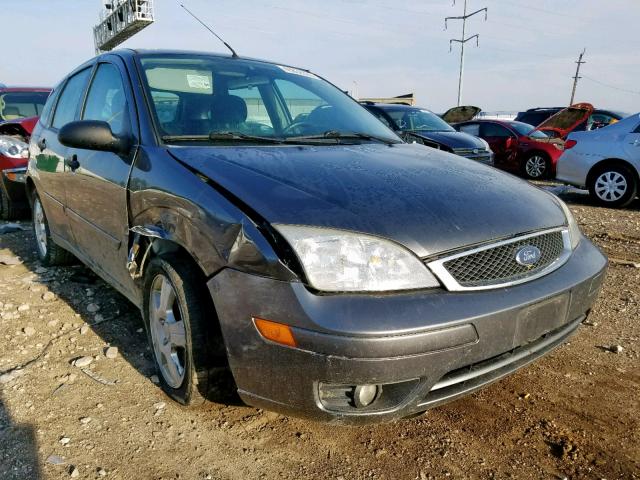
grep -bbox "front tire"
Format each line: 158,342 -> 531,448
143,255 -> 214,406
31,192 -> 75,266
1,186 -> 21,220
523,153 -> 550,179
588,165 -> 637,208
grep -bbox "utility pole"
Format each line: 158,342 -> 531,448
446,0 -> 487,106
569,49 -> 586,105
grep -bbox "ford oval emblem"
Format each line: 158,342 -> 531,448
472,148 -> 479,154
515,245 -> 541,266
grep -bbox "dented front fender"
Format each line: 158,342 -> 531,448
128,147 -> 297,282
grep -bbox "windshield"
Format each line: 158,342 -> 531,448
384,107 -> 455,132
508,121 -> 548,139
137,54 -> 400,144
0,91 -> 50,121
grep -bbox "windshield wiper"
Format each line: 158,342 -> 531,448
161,132 -> 286,144
288,130 -> 399,145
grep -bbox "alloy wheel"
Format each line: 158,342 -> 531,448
595,171 -> 627,202
149,274 -> 187,388
525,155 -> 547,178
33,197 -> 48,258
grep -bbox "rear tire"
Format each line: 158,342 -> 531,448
588,164 -> 637,208
143,255 -> 215,407
523,152 -> 550,179
31,191 -> 75,266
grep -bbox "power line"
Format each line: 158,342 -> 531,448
582,75 -> 640,96
446,0 -> 488,106
569,49 -> 586,105
488,0 -> 590,20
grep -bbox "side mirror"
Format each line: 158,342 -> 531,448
505,137 -> 516,148
58,120 -> 131,154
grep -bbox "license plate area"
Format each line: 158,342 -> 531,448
513,293 -> 570,346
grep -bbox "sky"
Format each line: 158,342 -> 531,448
2,0 -> 639,113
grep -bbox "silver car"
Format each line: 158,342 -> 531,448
557,113 -> 640,207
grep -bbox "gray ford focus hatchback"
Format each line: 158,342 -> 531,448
27,50 -> 607,423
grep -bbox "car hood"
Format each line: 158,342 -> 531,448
0,116 -> 38,139
168,143 -> 565,258
441,105 -> 482,124
408,130 -> 487,150
532,102 -> 594,138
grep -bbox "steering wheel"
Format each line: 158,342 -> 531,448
282,121 -> 315,136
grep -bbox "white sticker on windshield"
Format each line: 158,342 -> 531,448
186,74 -> 211,90
277,65 -> 317,79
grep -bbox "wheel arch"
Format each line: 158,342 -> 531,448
25,176 -> 36,207
586,158 -> 640,187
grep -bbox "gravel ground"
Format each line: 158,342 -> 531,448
0,185 -> 638,480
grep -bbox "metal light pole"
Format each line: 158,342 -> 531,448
446,0 -> 487,106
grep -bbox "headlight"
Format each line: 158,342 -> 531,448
0,135 -> 29,159
557,199 -> 581,249
275,225 -> 440,292
479,138 -> 491,152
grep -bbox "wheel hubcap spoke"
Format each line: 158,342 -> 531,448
595,171 -> 627,202
33,199 -> 47,257
149,274 -> 186,388
527,156 -> 545,177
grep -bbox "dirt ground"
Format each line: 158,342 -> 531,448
0,184 -> 638,480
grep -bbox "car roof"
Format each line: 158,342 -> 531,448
107,48 -> 310,73
362,102 -> 424,110
0,87 -> 51,93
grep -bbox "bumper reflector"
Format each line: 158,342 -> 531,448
253,318 -> 297,347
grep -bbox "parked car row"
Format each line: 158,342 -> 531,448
22,49 -> 607,423
453,103 -> 594,180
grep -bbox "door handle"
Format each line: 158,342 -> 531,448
65,155 -> 80,171
37,138 -> 46,151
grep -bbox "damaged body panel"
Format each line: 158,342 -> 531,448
26,49 -> 607,423
0,115 -> 44,219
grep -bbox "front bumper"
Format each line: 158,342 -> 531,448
207,237 -> 607,424
1,166 -> 28,209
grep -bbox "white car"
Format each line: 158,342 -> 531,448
557,113 -> 640,207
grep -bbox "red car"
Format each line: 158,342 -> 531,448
0,87 -> 51,219
454,103 -> 593,179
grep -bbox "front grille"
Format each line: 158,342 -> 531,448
453,147 -> 490,157
440,230 -> 565,288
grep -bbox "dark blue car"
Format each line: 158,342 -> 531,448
27,49 -> 606,423
362,102 -> 493,165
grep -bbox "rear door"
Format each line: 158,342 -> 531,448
64,59 -> 139,296
31,67 -> 93,245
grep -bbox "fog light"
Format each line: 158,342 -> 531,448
353,384 -> 380,408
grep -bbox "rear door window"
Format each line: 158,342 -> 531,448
51,68 -> 92,130
481,123 -> 512,137
39,88 -> 60,127
458,123 -> 480,136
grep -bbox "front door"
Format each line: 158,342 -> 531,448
480,122 -> 518,171
64,60 -> 138,297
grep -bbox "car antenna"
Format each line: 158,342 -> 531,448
178,3 -> 239,58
